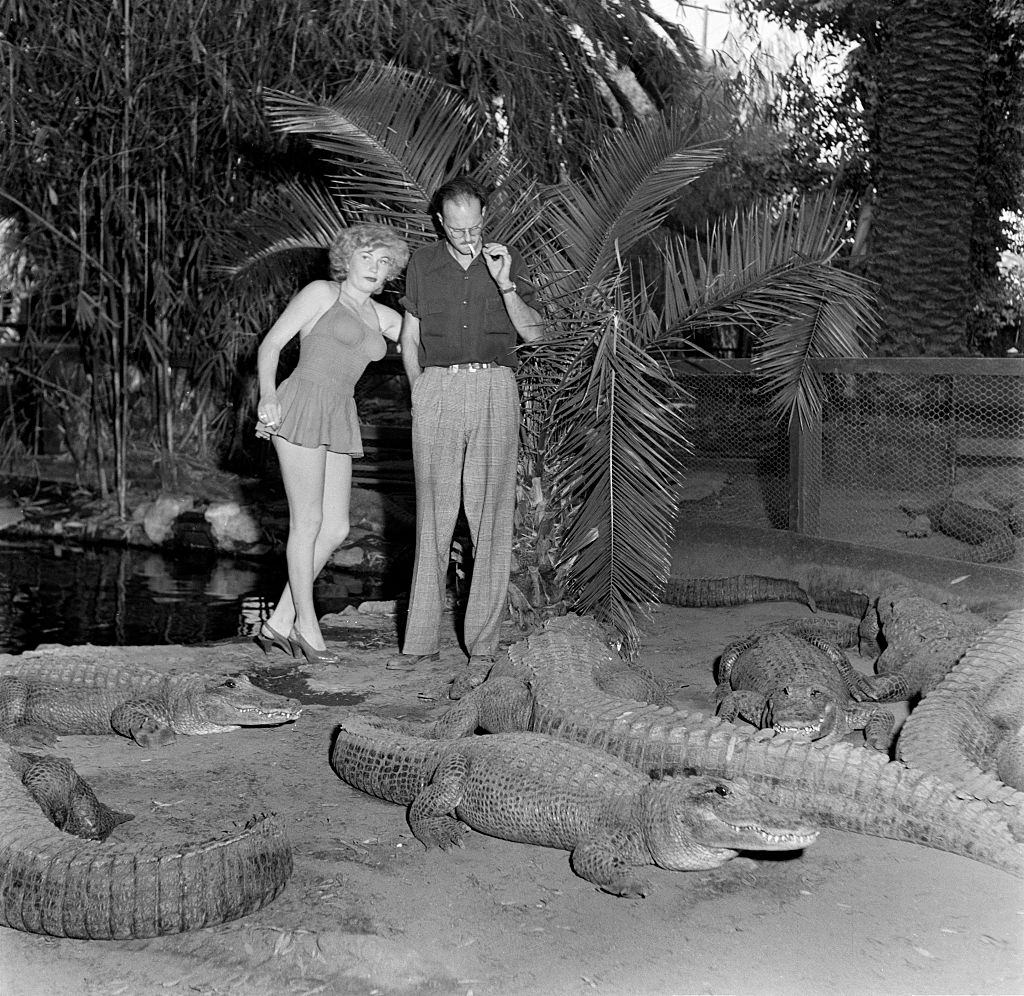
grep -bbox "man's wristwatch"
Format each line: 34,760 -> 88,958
499,282 -> 517,295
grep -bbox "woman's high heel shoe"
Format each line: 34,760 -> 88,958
254,622 -> 295,657
289,628 -> 343,665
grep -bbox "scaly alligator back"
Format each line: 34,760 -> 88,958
499,618 -> 1024,877
0,743 -> 292,938
0,660 -> 174,734
898,608 -> 1024,827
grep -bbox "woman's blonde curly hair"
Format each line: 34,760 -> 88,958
328,224 -> 410,281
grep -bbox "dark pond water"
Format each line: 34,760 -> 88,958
0,540 -> 385,655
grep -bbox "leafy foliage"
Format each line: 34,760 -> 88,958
734,0 -> 1024,354
0,0 -> 702,494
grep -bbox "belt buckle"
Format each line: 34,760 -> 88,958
469,362 -> 481,372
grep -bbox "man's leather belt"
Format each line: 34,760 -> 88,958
434,362 -> 495,372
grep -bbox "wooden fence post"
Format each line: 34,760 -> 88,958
789,409 -> 822,535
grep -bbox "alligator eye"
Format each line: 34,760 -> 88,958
712,784 -> 729,797
222,679 -> 237,689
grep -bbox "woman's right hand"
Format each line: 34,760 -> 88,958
257,396 -> 282,429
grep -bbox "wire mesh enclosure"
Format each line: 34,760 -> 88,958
675,358 -> 1024,572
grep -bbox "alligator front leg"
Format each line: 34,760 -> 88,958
109,700 -> 177,747
715,690 -> 769,728
426,678 -> 534,738
848,705 -> 895,751
570,835 -> 652,897
407,752 -> 471,849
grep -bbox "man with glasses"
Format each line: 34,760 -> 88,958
387,177 -> 543,695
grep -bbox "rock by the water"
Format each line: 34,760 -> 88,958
205,501 -> 262,550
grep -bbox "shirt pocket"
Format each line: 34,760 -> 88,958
484,298 -> 514,335
418,304 -> 450,340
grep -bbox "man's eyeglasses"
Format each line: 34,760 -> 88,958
441,222 -> 484,238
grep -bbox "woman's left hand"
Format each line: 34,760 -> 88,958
257,397 -> 282,429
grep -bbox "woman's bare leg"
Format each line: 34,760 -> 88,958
266,444 -> 352,649
318,448 -> 354,561
268,436 -> 327,648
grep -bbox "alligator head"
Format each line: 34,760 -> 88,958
173,674 -> 302,734
764,684 -> 841,741
643,775 -> 820,871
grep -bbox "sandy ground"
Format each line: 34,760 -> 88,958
1,558 -> 1023,996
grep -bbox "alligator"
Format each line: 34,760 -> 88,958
12,750 -> 133,840
422,614 -> 1024,877
900,496 -> 1018,564
898,608 -> 1024,826
661,575 -> 816,611
0,659 -> 302,747
331,715 -> 819,896
853,584 -> 988,703
714,630 -> 894,750
0,741 -> 292,938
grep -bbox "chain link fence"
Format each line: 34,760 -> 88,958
676,358 -> 1024,572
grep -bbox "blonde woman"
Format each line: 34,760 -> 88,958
254,224 -> 409,664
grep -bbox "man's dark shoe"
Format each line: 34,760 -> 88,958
385,651 -> 440,671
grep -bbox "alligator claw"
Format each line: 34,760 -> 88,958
608,877 -> 652,899
412,816 -> 469,850
131,717 -> 176,748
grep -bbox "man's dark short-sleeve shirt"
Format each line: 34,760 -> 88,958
400,240 -> 538,369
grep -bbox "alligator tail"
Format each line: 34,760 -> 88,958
805,588 -> 871,620
331,716 -> 448,805
661,575 -> 816,611
0,745 -> 292,938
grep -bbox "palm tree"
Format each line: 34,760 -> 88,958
223,65 -> 877,653
869,0 -> 987,355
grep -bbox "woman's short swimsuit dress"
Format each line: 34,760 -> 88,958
259,289 -> 387,456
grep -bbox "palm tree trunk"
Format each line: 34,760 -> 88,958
870,0 -> 986,355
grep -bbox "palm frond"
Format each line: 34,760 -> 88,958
541,108 -> 722,292
532,282 -> 690,655
264,64 -> 486,222
750,265 -> 877,425
214,180 -> 353,279
660,190 -> 878,427
473,153 -> 549,252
